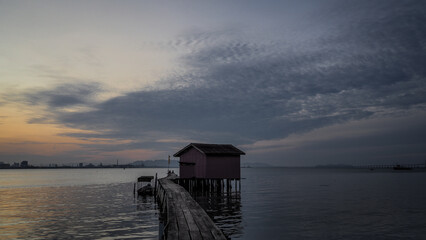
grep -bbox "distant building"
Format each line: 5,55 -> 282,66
79,163 -> 84,167
173,143 -> 245,179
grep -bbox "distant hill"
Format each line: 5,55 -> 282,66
131,159 -> 179,168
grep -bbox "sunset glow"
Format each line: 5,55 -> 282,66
1,0 -> 425,166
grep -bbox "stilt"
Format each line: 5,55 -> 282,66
221,179 -> 224,192
154,173 -> 158,196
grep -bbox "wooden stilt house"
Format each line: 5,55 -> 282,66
173,143 -> 245,179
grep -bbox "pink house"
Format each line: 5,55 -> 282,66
173,143 -> 245,179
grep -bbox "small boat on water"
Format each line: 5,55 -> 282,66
136,176 -> 154,195
138,184 -> 153,195
393,165 -> 412,170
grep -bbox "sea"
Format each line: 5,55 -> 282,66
1,167 -> 426,239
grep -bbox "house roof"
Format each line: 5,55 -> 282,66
173,143 -> 245,157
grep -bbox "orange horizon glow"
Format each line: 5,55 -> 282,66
0,104 -> 161,163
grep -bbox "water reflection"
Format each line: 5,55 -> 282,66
135,194 -> 157,211
192,191 -> 243,239
135,193 -> 166,240
0,183 -> 159,239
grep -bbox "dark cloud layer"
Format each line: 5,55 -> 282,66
25,83 -> 100,108
19,0 -> 426,164
249,112 -> 426,166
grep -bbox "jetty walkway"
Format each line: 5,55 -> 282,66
157,178 -> 227,240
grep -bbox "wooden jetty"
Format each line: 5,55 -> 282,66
157,177 -> 227,240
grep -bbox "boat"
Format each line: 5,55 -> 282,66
393,165 -> 412,170
136,176 -> 154,195
137,183 -> 153,195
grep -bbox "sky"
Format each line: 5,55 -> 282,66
1,0 -> 425,166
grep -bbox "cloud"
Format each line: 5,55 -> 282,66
0,116 -> 6,125
13,0 -> 426,163
2,82 -> 102,124
243,111 -> 426,166
24,83 -> 101,108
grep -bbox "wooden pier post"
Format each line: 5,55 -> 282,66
154,173 -> 158,196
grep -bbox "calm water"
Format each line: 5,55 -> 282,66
197,168 -> 426,240
0,168 -> 172,239
1,168 -> 426,239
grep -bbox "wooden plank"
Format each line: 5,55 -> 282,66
158,178 -> 226,240
168,219 -> 179,240
182,209 -> 202,240
175,207 -> 190,240
186,198 -> 222,240
183,197 -> 214,240
182,208 -> 198,232
192,217 -> 215,240
171,187 -> 193,240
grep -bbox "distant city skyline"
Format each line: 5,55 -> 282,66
1,0 -> 426,166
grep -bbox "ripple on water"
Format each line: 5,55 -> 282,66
0,182 -> 159,239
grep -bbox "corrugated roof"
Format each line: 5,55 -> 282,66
173,143 -> 245,157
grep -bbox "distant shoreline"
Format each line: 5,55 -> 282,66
0,165 -> 179,170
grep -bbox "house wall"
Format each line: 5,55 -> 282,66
179,148 -> 206,178
205,155 -> 240,179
